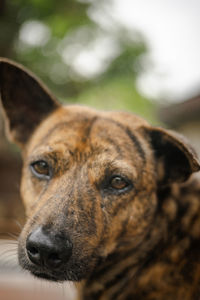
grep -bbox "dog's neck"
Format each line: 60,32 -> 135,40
79,174 -> 200,299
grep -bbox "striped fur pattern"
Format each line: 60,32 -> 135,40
0,58 -> 200,299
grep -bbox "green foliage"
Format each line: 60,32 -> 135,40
0,0 -> 158,124
71,76 -> 156,124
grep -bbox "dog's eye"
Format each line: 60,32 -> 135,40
110,176 -> 129,190
30,160 -> 51,179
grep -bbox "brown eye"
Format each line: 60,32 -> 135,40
110,176 -> 129,190
30,160 -> 51,179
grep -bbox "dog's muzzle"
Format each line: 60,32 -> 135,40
26,226 -> 73,271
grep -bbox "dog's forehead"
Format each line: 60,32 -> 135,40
26,105 -> 148,154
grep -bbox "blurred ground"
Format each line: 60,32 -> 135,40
0,240 -> 77,300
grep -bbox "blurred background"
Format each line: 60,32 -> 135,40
0,0 -> 200,299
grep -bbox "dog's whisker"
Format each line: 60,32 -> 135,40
0,240 -> 18,247
61,284 -> 66,299
14,219 -> 23,231
0,248 -> 17,254
0,231 -> 19,241
0,253 -> 17,263
5,232 -> 19,240
0,251 -> 17,260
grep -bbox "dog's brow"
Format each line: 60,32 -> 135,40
95,117 -> 146,163
95,159 -> 137,178
34,121 -> 75,147
28,148 -> 70,162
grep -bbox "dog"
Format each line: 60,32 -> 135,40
0,58 -> 200,300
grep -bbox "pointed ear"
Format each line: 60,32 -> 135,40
0,58 -> 60,148
143,126 -> 200,185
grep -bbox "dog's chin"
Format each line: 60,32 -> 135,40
18,245 -> 99,282
24,264 -> 84,282
26,266 -> 83,282
31,271 -> 62,282
19,254 -> 93,282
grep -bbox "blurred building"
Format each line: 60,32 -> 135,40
159,95 -> 200,156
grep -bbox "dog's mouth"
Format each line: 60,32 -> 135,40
19,249 -> 94,282
20,253 -> 98,282
31,271 -> 64,282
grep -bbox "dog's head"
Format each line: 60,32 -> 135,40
0,59 -> 199,282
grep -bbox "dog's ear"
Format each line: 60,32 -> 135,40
143,126 -> 200,185
0,58 -> 60,148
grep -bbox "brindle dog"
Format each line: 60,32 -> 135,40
0,58 -> 200,300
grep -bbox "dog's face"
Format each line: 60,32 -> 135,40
19,105 -> 158,282
0,59 -> 199,282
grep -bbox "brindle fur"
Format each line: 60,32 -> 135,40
0,58 -> 200,300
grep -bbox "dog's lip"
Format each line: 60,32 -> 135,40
31,270 -> 65,282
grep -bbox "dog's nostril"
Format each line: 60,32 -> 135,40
28,246 -> 38,255
26,241 -> 42,266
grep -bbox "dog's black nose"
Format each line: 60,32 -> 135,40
26,226 -> 72,269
